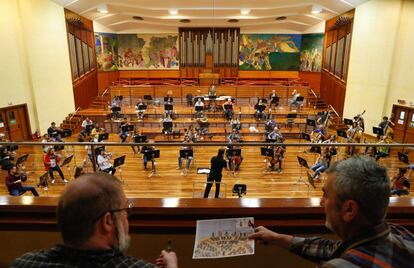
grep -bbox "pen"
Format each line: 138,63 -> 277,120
167,240 -> 172,252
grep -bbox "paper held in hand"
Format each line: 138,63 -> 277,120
192,217 -> 255,259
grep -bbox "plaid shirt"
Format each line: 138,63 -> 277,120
290,222 -> 414,268
11,244 -> 157,268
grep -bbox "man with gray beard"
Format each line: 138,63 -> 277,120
249,156 -> 414,267
12,172 -> 178,268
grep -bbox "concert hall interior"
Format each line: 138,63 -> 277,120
1,0 -> 414,267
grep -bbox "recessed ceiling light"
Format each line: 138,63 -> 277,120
311,5 -> 323,14
169,9 -> 178,15
228,19 -> 239,23
97,4 -> 108,14
132,16 -> 144,21
275,16 -> 287,21
240,9 -> 250,15
179,19 -> 191,23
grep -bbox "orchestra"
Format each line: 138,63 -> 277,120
97,148 -> 116,175
5,164 -> 39,197
43,147 -> 67,183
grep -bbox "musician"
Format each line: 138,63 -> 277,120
43,147 -> 67,184
41,133 -> 54,153
5,164 -> 39,196
317,110 -> 332,128
353,111 -> 365,132
222,98 -> 234,120
230,116 -> 241,131
47,122 -> 63,142
135,99 -> 146,121
267,127 -> 284,142
289,89 -> 301,108
97,149 -> 116,175
323,135 -> 338,156
269,90 -> 279,108
346,121 -> 363,155
0,146 -> 16,171
119,118 -> 130,143
90,125 -> 104,142
375,135 -> 391,161
378,116 -> 394,140
109,98 -> 121,120
177,137 -> 193,176
311,125 -> 326,143
208,83 -> 216,97
197,113 -> 209,138
203,149 -> 228,198
310,147 -> 331,181
161,114 -> 173,135
270,145 -> 286,174
141,143 -> 157,175
264,117 -> 277,137
255,98 -> 267,120
364,146 -> 376,159
194,98 -> 204,118
390,167 -> 410,196
184,125 -> 198,143
81,117 -> 93,135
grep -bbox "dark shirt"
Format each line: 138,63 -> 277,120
47,126 -> 59,137
209,156 -> 227,179
5,173 -> 22,192
11,244 -> 156,268
290,222 -> 414,267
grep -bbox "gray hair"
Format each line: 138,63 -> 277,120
326,156 -> 390,224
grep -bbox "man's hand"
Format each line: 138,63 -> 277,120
248,226 -> 293,249
155,250 -> 178,268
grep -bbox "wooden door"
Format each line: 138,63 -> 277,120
0,111 -> 8,140
392,105 -> 409,143
0,104 -> 31,141
405,110 -> 414,143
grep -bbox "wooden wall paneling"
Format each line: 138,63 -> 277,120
154,86 -> 182,97
73,71 -> 98,109
269,71 -> 299,79
216,86 -> 236,96
182,86 -> 209,97
236,86 -> 264,98
97,71 -> 120,93
148,70 -> 180,78
119,70 -> 149,78
298,72 -> 321,91
239,71 -> 270,79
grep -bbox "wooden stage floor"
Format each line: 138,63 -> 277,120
1,135 -> 411,199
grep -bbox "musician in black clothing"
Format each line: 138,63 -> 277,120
203,149 -> 228,198
47,122 -> 63,142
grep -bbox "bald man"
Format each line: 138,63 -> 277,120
12,173 -> 178,268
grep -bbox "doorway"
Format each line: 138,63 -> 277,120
0,104 -> 31,141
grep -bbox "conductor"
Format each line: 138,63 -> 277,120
203,149 -> 228,198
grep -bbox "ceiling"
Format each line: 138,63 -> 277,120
52,0 -> 368,33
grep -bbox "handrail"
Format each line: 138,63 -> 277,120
68,107 -> 81,130
101,87 -> 111,111
309,88 -> 318,110
328,104 -> 340,118
100,87 -> 110,97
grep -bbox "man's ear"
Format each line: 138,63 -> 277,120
341,200 -> 359,222
99,212 -> 115,233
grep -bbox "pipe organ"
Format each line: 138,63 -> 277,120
179,28 -> 239,72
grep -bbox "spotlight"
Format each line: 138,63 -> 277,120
311,5 -> 323,14
169,9 -> 178,15
97,4 -> 108,14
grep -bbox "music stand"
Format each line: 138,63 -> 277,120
38,172 -> 49,191
373,127 -> 384,136
134,135 -> 147,143
143,95 -> 152,101
111,106 -> 121,113
180,149 -> 193,158
296,96 -> 304,102
398,152 -> 409,164
60,155 -> 74,167
261,147 -> 274,157
6,145 -> 18,151
164,97 -> 173,103
85,124 -> 94,133
296,156 -> 310,186
144,149 -> 160,177
195,105 -> 204,112
16,154 -> 29,166
344,118 -> 353,125
306,119 -> 316,127
226,148 -> 241,157
224,104 -> 233,110
301,132 -> 311,141
164,104 -> 173,111
271,96 -> 279,105
137,104 -> 147,110
122,125 -> 134,132
197,167 -> 210,174
98,133 -> 109,142
54,144 -> 65,151
163,121 -> 173,133
287,113 -> 297,126
114,95 -> 123,101
337,129 -> 348,139
208,95 -> 217,100
256,105 -> 266,113
113,155 -> 127,183
306,172 -> 316,189
232,184 -> 247,198
61,129 -> 72,138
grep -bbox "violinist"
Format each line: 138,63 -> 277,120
109,97 -> 121,120
264,117 -> 277,137
41,134 -> 54,153
135,99 -> 146,121
289,89 -> 301,108
311,125 -> 326,143
197,113 -> 209,138
267,127 -> 284,141
5,164 -> 39,196
194,98 -> 204,118
141,142 -> 157,175
97,149 -> 116,175
255,98 -> 267,121
222,98 -> 234,120
90,125 -> 100,142
81,117 -> 94,135
177,136 -> 193,176
378,116 -> 395,140
161,114 -> 173,135
230,116 -> 241,132
184,125 -> 198,143
226,129 -> 243,172
390,167 -> 410,196
47,122 -> 63,142
44,147 -> 67,184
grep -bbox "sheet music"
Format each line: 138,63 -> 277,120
193,217 -> 255,259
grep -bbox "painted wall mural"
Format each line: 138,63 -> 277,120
239,34 -> 302,71
95,33 -> 179,71
300,33 -> 324,72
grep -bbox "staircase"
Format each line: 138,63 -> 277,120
89,94 -> 110,109
60,111 -> 83,133
308,91 -> 328,109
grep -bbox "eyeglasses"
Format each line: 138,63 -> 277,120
93,202 -> 133,222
